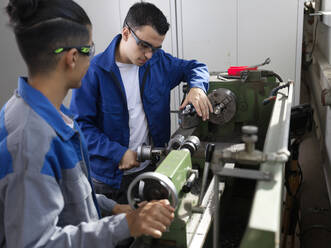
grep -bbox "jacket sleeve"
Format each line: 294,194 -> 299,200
4,164 -> 130,248
96,193 -> 117,214
161,51 -> 210,93
70,68 -> 127,166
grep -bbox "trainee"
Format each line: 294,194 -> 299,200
0,0 -> 174,247
70,2 -> 213,204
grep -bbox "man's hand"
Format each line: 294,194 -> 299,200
179,87 -> 213,121
125,200 -> 175,238
112,204 -> 132,215
119,149 -> 140,170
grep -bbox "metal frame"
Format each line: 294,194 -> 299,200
239,82 -> 293,248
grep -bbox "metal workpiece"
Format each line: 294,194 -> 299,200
180,135 -> 200,155
208,88 -> 237,125
137,135 -> 199,163
136,144 -> 167,163
136,144 -> 153,162
179,104 -> 201,129
167,134 -> 185,150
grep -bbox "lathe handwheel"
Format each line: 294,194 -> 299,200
127,172 -> 178,209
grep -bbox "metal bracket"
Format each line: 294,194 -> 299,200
215,167 -> 273,181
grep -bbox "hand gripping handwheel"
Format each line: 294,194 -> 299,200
127,172 -> 178,209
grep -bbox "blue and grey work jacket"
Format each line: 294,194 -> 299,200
70,34 -> 209,188
0,77 -> 130,247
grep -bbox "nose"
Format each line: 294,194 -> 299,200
144,50 -> 153,60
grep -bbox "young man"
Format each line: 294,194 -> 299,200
70,2 -> 213,204
0,0 -> 174,247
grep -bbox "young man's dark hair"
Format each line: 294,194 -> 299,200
6,0 -> 92,75
123,2 -> 170,35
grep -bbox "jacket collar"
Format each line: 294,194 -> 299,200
17,77 -> 76,141
93,34 -> 160,72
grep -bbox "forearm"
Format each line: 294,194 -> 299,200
4,172 -> 130,248
44,214 -> 130,248
96,193 -> 117,214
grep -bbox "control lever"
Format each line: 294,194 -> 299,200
198,143 -> 215,206
182,170 -> 198,193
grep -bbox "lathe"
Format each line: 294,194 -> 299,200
129,69 -> 293,248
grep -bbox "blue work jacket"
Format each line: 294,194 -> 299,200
70,34 -> 209,188
0,77 -> 130,247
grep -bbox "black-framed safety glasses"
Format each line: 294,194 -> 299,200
53,42 -> 95,59
126,23 -> 161,53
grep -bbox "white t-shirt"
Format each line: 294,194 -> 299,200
116,61 -> 150,174
59,111 -> 74,129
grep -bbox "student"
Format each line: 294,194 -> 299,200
0,0 -> 174,247
70,2 -> 213,204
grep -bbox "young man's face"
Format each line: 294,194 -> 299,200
124,25 -> 165,66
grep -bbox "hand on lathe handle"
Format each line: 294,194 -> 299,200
125,199 -> 175,238
119,149 -> 140,170
180,87 -> 213,121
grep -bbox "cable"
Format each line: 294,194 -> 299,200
262,81 -> 292,105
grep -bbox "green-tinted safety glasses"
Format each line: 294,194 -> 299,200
53,42 -> 95,59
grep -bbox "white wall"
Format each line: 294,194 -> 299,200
321,0 -> 331,27
0,0 -> 27,107
76,0 -> 122,54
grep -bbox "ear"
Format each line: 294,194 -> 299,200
65,48 -> 79,70
122,26 -> 130,41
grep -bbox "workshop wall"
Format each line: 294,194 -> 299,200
0,0 -> 26,107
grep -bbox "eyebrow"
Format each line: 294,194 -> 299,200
141,39 -> 162,49
127,23 -> 162,50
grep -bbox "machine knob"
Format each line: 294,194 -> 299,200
242,125 -> 258,135
242,126 -> 258,153
137,144 -> 152,162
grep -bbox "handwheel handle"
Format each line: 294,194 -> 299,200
127,172 -> 178,209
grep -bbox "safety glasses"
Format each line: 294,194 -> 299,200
126,23 -> 161,53
53,42 -> 95,59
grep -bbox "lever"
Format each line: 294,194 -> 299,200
198,143 -> 215,206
